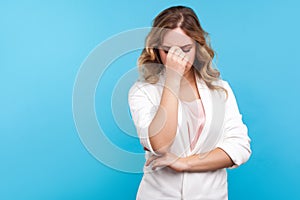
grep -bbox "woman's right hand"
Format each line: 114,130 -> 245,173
165,46 -> 189,80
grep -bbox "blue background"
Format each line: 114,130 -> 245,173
1,0 -> 299,199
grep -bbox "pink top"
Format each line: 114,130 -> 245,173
181,98 -> 206,151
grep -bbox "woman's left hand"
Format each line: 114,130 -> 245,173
145,152 -> 189,172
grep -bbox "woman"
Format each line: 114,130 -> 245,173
128,5 -> 251,200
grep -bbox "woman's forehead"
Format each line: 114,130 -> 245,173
161,27 -> 194,47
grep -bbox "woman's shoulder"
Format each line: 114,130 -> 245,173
205,78 -> 231,93
129,79 -> 161,92
129,74 -> 165,91
211,78 -> 230,87
128,74 -> 165,100
206,78 -> 233,101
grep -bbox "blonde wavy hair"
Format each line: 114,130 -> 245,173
138,5 -> 227,97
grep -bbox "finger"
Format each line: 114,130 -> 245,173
167,46 -> 176,55
168,46 -> 180,55
182,54 -> 189,62
145,156 -> 155,166
175,54 -> 187,65
178,52 -> 185,59
145,155 -> 158,166
174,48 -> 183,57
170,49 -> 185,62
179,54 -> 189,64
177,52 -> 188,63
152,158 -> 168,170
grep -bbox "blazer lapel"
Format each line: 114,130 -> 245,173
190,75 -> 226,155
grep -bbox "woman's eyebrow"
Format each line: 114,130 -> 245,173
161,44 -> 193,49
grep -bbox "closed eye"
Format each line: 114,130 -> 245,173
160,45 -> 192,54
182,48 -> 192,53
164,48 -> 191,53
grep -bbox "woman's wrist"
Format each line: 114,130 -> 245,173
181,156 -> 195,172
165,76 -> 181,96
165,67 -> 183,80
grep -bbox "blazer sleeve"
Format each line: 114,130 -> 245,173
216,81 -> 252,169
128,82 -> 160,156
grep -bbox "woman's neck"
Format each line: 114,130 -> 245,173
181,68 -> 195,86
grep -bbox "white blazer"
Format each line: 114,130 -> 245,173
128,72 -> 251,200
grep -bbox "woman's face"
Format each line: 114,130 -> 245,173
158,27 -> 196,74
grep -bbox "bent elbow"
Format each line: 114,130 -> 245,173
148,125 -> 177,155
149,137 -> 172,155
239,144 -> 252,166
217,137 -> 252,169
